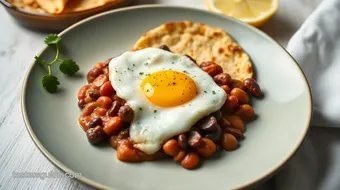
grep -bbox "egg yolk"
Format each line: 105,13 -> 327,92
140,70 -> 199,107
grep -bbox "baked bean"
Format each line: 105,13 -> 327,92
78,85 -> 90,100
108,101 -> 122,116
110,128 -> 129,149
94,62 -> 108,69
78,99 -> 86,109
188,130 -> 203,148
230,79 -> 245,90
230,88 -> 249,104
162,139 -> 180,157
101,116 -> 111,124
118,105 -> 134,123
185,55 -> 196,63
219,118 -> 231,128
92,75 -> 108,89
87,68 -> 103,83
223,95 -> 239,113
103,67 -> 109,75
181,152 -> 200,169
86,126 -> 106,144
220,85 -> 231,94
205,124 -> 221,142
79,116 -> 93,131
110,137 -> 119,149
100,81 -> 115,96
94,108 -> 107,117
199,61 -> 223,77
112,95 -> 126,105
117,140 -> 139,162
137,151 -> 158,161
178,134 -> 188,149
225,115 -> 245,132
211,110 -> 222,121
103,116 -> 123,135
104,57 -> 113,65
88,89 -> 101,100
195,116 -> 219,133
225,127 -> 244,140
221,133 -> 238,151
235,104 -> 255,121
213,73 -> 232,86
84,96 -> 93,104
88,117 -> 103,128
173,150 -> 186,162
81,102 -> 97,116
196,138 -> 216,157
159,45 -> 171,52
243,78 -> 263,98
96,96 -> 112,109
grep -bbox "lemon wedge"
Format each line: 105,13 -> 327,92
205,0 -> 279,27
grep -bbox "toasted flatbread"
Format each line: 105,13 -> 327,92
63,0 -> 122,13
8,0 -> 45,13
8,0 -> 125,14
35,0 -> 68,14
132,21 -> 253,81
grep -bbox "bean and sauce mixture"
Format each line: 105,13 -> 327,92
77,45 -> 263,169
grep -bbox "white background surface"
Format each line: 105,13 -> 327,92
0,0 -> 323,189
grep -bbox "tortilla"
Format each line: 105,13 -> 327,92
62,0 -> 122,13
8,0 -> 45,13
35,0 -> 68,14
8,0 -> 125,14
132,21 -> 253,81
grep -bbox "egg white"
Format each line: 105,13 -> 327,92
109,48 -> 227,154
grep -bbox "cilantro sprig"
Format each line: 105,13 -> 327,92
35,34 -> 79,93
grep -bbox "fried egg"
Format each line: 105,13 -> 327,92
109,48 -> 227,154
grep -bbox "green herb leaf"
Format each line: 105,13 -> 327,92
34,56 -> 45,65
38,34 -> 79,93
212,91 -> 216,94
154,110 -> 157,113
59,59 -> 79,76
44,34 -> 61,45
42,74 -> 60,93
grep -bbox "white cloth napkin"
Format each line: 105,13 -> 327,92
275,0 -> 340,189
287,0 -> 340,128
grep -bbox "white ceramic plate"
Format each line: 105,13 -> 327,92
22,5 -> 312,190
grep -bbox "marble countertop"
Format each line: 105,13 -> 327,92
0,0 -> 323,189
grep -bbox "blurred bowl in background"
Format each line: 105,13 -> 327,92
0,0 -> 133,32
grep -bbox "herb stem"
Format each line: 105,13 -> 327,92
48,44 -> 60,66
48,65 -> 52,75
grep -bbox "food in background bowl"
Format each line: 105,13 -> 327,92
77,46 -> 263,169
132,21 -> 253,81
2,0 -> 131,32
7,0 -> 126,14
